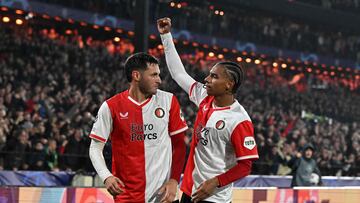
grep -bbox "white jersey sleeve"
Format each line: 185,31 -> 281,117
89,139 -> 113,183
161,33 -> 196,94
89,102 -> 113,143
189,82 -> 208,107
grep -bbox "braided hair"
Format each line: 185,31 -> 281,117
215,61 -> 245,94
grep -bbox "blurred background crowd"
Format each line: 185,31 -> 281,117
37,0 -> 360,62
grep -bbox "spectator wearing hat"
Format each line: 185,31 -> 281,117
289,144 -> 322,186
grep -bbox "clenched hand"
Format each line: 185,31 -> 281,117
157,17 -> 172,34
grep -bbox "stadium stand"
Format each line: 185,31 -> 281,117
34,0 -> 360,62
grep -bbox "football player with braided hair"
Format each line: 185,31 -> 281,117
158,17 -> 259,203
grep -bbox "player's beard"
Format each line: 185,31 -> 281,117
139,80 -> 157,97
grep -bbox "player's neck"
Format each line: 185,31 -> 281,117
213,94 -> 234,107
128,86 -> 151,103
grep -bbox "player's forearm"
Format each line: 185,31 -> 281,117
160,32 -> 196,93
89,139 -> 113,183
216,159 -> 252,187
170,132 -> 186,182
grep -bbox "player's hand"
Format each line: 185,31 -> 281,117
192,177 -> 219,203
104,176 -> 125,197
157,17 -> 171,34
158,179 -> 178,203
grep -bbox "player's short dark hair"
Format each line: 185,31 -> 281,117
124,52 -> 159,82
216,61 -> 245,94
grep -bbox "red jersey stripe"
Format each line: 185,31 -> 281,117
89,134 -> 106,143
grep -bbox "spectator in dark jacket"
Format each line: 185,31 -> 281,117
289,144 -> 322,186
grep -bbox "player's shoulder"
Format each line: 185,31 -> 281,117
224,107 -> 253,135
106,91 -> 127,105
228,101 -> 252,125
155,89 -> 174,99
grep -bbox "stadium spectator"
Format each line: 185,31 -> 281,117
289,144 -> 322,187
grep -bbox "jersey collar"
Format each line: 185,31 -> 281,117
126,90 -> 153,107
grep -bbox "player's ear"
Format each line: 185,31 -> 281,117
132,70 -> 141,82
226,80 -> 234,93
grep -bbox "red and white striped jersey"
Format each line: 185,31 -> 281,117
90,90 -> 188,203
181,82 -> 259,203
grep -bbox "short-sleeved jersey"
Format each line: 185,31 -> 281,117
181,82 -> 259,203
90,90 -> 188,203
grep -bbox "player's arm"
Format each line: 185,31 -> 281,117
159,132 -> 186,203
192,159 -> 252,202
170,132 -> 186,182
216,120 -> 258,186
89,140 -> 124,196
168,95 -> 187,182
157,17 -> 196,95
159,96 -> 188,203
216,159 -> 252,187
89,102 -> 124,196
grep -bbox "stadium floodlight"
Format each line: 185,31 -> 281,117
15,10 -> 24,15
15,19 -> 23,25
2,16 -> 10,23
114,37 -> 120,42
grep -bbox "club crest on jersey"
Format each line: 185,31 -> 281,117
215,120 -> 225,130
119,112 -> 128,119
244,136 -> 256,150
155,108 -> 165,118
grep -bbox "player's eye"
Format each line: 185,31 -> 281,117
210,73 -> 218,79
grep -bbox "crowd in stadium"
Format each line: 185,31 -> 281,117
298,0 -> 360,13
39,0 -> 360,63
0,24 -> 359,177
157,3 -> 360,63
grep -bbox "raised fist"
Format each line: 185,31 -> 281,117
157,17 -> 171,34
